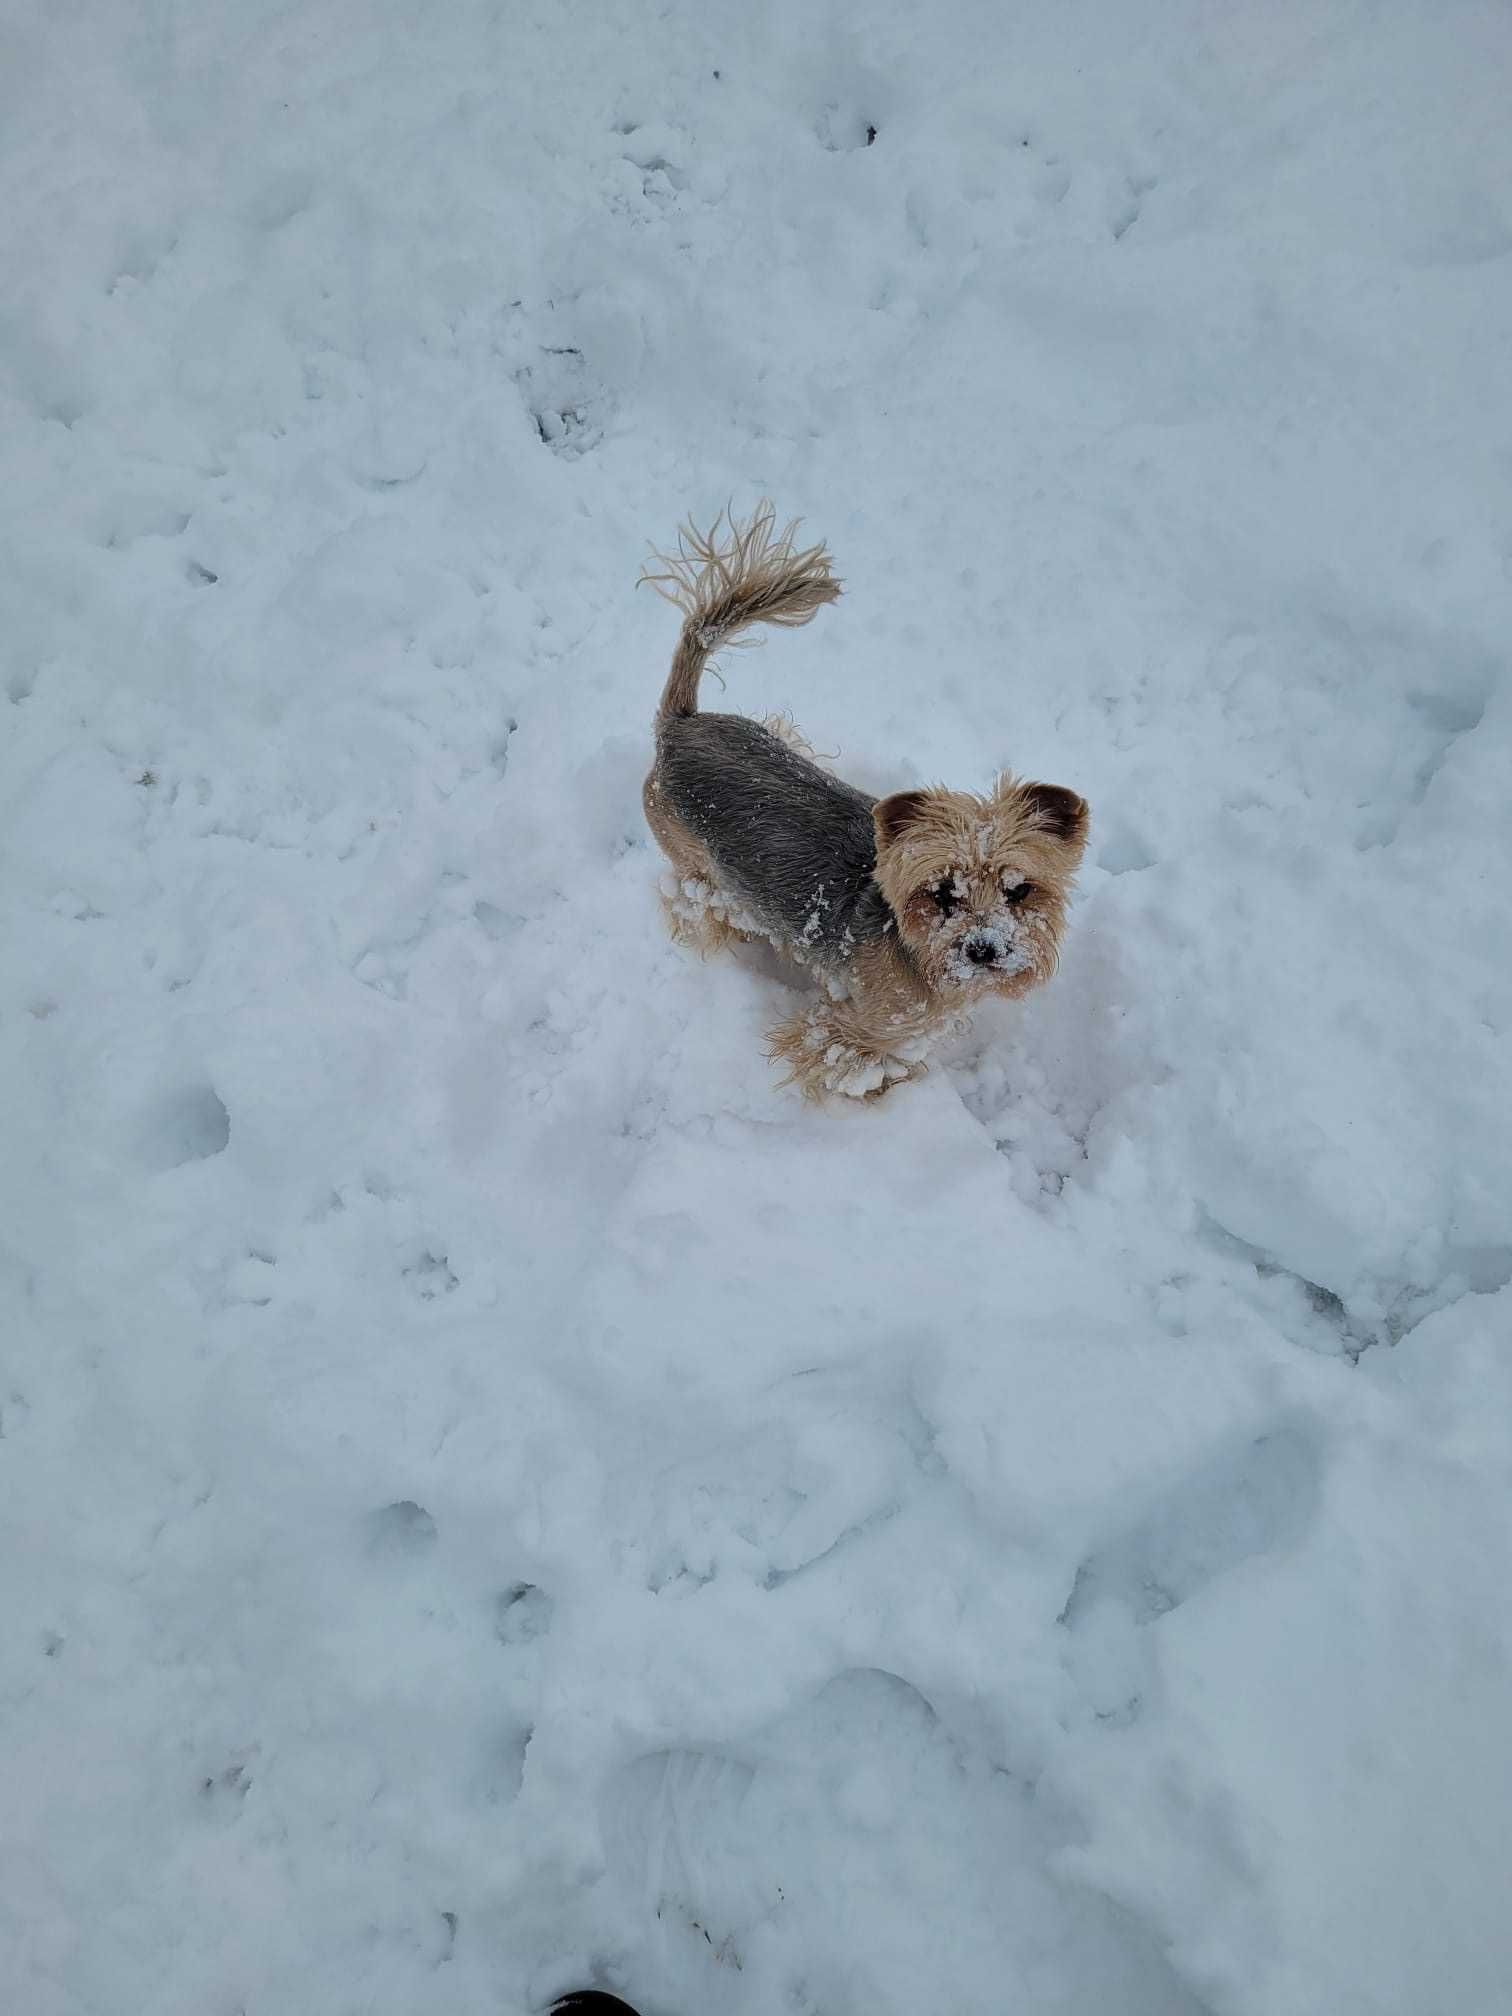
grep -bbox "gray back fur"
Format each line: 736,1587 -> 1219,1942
656,714 -> 898,966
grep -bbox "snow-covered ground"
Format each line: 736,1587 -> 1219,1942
4,2 -> 1512,2011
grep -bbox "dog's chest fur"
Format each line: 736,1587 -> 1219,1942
656,714 -> 896,967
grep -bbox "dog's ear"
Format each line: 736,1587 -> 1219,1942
873,790 -> 932,849
1020,781 -> 1089,848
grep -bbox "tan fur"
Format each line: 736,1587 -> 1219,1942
642,506 -> 1090,1103
870,775 -> 1083,999
642,771 -> 759,956
766,939 -> 938,1102
760,712 -> 827,764
641,502 -> 841,720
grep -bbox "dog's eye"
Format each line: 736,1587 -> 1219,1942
1003,879 -> 1031,905
932,880 -> 959,916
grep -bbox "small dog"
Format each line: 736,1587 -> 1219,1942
642,504 -> 1089,1101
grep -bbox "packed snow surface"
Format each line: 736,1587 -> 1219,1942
4,3 -> 1512,2013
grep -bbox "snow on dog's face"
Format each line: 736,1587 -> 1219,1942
871,776 -> 1089,999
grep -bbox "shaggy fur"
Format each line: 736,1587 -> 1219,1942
642,504 -> 1089,1101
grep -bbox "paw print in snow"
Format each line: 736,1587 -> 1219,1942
402,1249 -> 458,1300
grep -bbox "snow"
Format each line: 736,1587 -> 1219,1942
3,1 -> 1511,2012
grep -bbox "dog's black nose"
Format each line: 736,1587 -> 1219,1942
965,936 -> 996,966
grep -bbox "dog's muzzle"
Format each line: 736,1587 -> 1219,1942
948,929 -> 1031,985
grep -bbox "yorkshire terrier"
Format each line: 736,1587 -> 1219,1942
641,504 -> 1089,1101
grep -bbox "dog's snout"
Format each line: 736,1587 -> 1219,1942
965,935 -> 996,967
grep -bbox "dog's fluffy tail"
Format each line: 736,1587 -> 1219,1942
642,501 -> 840,720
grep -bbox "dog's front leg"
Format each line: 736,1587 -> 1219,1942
766,997 -> 932,1102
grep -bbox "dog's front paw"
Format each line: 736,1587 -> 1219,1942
767,1007 -> 928,1104
828,1044 -> 926,1101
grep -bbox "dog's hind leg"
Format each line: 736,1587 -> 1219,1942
643,773 -> 759,958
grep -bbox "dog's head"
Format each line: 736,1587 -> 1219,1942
871,775 -> 1089,999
